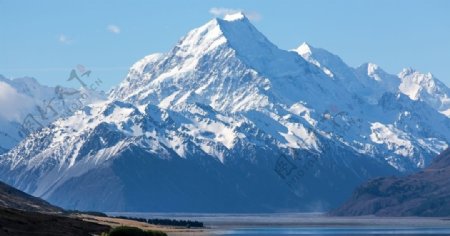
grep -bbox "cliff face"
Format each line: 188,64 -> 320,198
332,148 -> 450,216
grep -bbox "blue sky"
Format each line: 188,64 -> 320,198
1,0 -> 449,91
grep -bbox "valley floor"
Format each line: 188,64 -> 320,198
100,213 -> 450,235
79,214 -> 208,235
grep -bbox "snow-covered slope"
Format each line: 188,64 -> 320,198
295,43 -> 407,107
398,68 -> 450,116
295,43 -> 450,117
0,13 -> 449,212
0,75 -> 105,153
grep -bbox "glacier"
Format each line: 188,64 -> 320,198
0,13 -> 449,212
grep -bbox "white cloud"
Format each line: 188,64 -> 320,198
0,82 -> 34,122
209,7 -> 240,17
209,7 -> 262,21
107,24 -> 121,34
58,34 -> 73,44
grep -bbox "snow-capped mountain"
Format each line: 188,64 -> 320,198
295,43 -> 397,105
0,13 -> 449,212
0,75 -> 105,153
398,68 -> 450,116
295,43 -> 450,117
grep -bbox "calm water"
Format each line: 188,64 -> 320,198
213,227 -> 450,235
107,212 -> 450,235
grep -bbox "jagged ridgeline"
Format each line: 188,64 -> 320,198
0,13 -> 449,212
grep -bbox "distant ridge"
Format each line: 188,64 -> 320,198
332,148 -> 450,216
1,12 -> 449,212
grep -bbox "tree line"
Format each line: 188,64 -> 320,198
114,216 -> 204,228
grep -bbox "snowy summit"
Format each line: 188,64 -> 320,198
0,14 -> 449,213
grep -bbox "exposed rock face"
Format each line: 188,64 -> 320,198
332,148 -> 450,216
0,13 -> 449,212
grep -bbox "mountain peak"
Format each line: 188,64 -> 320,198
364,62 -> 381,76
398,68 -> 436,84
398,67 -> 434,79
112,14 -> 307,104
3,14 -> 450,214
173,14 -> 262,58
399,67 -> 416,77
223,12 -> 247,22
171,14 -> 299,76
357,62 -> 389,77
295,42 -> 314,56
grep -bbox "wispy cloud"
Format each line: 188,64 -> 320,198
107,24 -> 121,34
0,81 -> 34,122
209,7 -> 262,21
209,7 -> 240,17
58,34 -> 73,44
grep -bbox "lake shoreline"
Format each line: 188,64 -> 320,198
99,213 -> 450,235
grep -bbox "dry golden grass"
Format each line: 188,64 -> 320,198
77,214 -> 210,236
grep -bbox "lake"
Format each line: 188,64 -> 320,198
213,227 -> 450,235
106,212 -> 450,235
